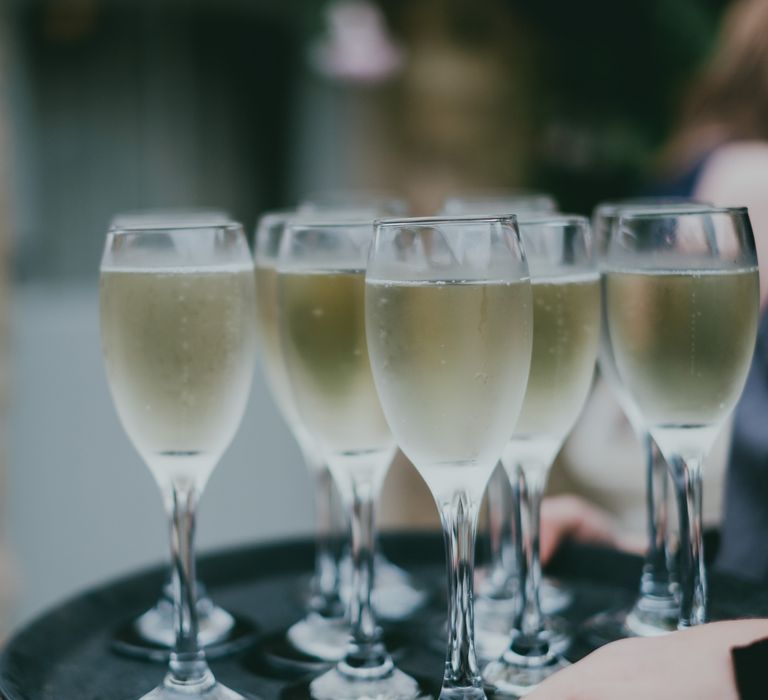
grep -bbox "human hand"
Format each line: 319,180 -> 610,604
527,619 -> 768,700
540,494 -> 639,565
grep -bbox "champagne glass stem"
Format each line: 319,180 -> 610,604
511,465 -> 546,645
671,455 -> 707,627
438,491 -> 484,699
311,465 -> 343,617
486,466 -> 516,596
337,472 -> 391,674
639,434 -> 674,598
165,484 -> 213,690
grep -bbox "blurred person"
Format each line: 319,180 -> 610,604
543,0 -> 768,564
532,1 -> 768,696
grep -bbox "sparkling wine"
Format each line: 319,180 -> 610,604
278,270 -> 392,458
366,278 -> 532,495
598,276 -> 644,429
514,274 -> 601,438
100,265 -> 256,485
606,268 -> 758,437
255,264 -> 304,431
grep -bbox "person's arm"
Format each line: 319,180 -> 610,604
526,619 -> 768,700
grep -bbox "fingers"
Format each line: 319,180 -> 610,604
540,495 -> 616,564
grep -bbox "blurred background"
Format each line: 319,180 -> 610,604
0,0 -> 733,635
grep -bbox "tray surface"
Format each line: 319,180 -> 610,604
2,532 -> 767,700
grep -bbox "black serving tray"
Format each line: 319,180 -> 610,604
1,532 -> 767,700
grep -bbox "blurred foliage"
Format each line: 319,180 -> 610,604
514,0 -> 729,211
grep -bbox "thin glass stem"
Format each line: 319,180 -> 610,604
165,484 -> 214,691
671,454 -> 707,627
638,434 -> 675,599
337,473 -> 391,677
485,466 -> 517,598
438,491 -> 485,700
508,465 -> 547,650
310,465 -> 344,618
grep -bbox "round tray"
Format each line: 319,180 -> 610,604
1,532 -> 766,699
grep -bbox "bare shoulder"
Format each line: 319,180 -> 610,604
695,141 -> 768,205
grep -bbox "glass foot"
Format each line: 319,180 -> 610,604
286,612 -> 348,662
540,579 -> 572,615
310,665 -> 428,700
625,594 -> 679,637
436,687 -> 486,700
340,553 -> 428,621
113,591 -> 258,661
475,614 -> 571,663
584,596 -> 678,647
137,594 -> 234,647
475,577 -> 571,617
139,674 -> 254,700
483,647 -> 569,697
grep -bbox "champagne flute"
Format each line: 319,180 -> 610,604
298,192 -> 429,624
483,215 -> 601,696
109,209 -> 256,661
254,212 -> 347,662
100,220 -> 256,700
437,193 -> 571,650
604,206 -> 759,628
585,199 -> 705,644
277,219 -> 422,700
366,215 -> 534,700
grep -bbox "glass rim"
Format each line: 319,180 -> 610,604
617,205 -> 748,221
108,220 -> 243,235
256,210 -> 294,227
285,218 -> 375,230
516,213 -> 588,228
375,214 -> 518,228
594,198 -> 704,217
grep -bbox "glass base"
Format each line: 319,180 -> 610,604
139,674 -> 254,700
626,594 -> 679,637
286,612 -> 349,662
539,579 -> 573,616
475,613 -> 571,664
113,592 -> 258,661
309,665 -> 428,700
437,687 -> 486,700
475,577 -> 572,617
340,553 -> 428,621
584,596 -> 679,647
137,595 -> 234,648
483,647 -> 569,697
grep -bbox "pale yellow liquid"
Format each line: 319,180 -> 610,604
255,265 -> 303,430
513,275 -> 601,439
366,279 -> 532,494
606,268 -> 758,430
277,270 -> 392,458
100,266 -> 256,486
